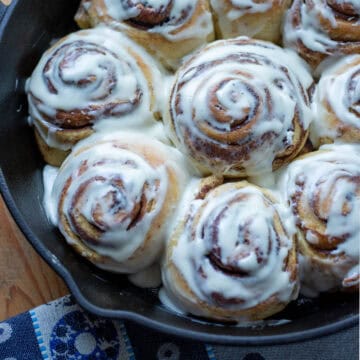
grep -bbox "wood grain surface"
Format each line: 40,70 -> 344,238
0,195 -> 68,322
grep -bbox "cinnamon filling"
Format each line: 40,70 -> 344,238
124,0 -> 173,28
327,0 -> 359,17
35,40 -> 142,129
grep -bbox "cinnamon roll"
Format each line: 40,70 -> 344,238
165,37 -> 313,177
279,144 -> 360,296
26,28 -> 163,166
162,180 -> 298,322
210,0 -> 292,43
49,132 -> 191,274
75,0 -> 215,70
283,0 -> 360,69
310,55 -> 360,147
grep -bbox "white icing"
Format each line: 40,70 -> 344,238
211,0 -> 272,21
210,0 -> 286,39
105,0 -> 184,21
154,12 -> 214,42
310,55 -> 360,146
298,253 -> 340,297
27,27 -> 164,150
163,183 -> 297,316
93,120 -> 172,145
103,0 -> 214,41
344,265 -> 360,288
215,80 -> 254,123
168,38 -> 313,176
47,131 -> 192,274
227,0 -> 271,18
43,165 -> 59,226
166,177 -> 208,235
248,169 -> 281,192
279,143 -> 360,295
283,0 -> 360,55
158,288 -> 186,315
33,121 -> 73,151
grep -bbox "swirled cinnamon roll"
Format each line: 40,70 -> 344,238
162,180 -> 298,322
75,0 -> 215,70
165,37 -> 313,177
210,0 -> 292,43
49,132 -> 191,274
283,0 -> 360,69
26,28 -> 163,166
279,144 -> 360,296
310,55 -> 360,147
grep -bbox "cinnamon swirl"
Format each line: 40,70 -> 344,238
49,132 -> 191,274
283,0 -> 360,69
75,0 -> 215,70
26,28 -> 163,166
165,37 -> 313,177
279,144 -> 360,296
310,55 -> 360,147
162,180 -> 298,322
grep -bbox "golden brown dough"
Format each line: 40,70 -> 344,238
163,180 -> 298,322
280,144 -> 360,296
51,132 -> 191,274
210,0 -> 292,43
75,0 -> 215,70
27,28 -> 163,166
310,55 -> 360,147
283,0 -> 360,69
165,37 -> 313,177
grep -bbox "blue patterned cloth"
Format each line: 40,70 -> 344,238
0,295 -> 358,360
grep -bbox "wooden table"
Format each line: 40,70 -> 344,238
0,195 -> 68,322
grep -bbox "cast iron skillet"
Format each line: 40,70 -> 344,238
0,0 -> 358,345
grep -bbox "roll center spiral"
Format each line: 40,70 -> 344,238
63,151 -> 163,248
201,193 -> 273,276
209,79 -> 254,128
326,0 -> 359,16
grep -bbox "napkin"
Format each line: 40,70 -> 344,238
0,295 -> 358,360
